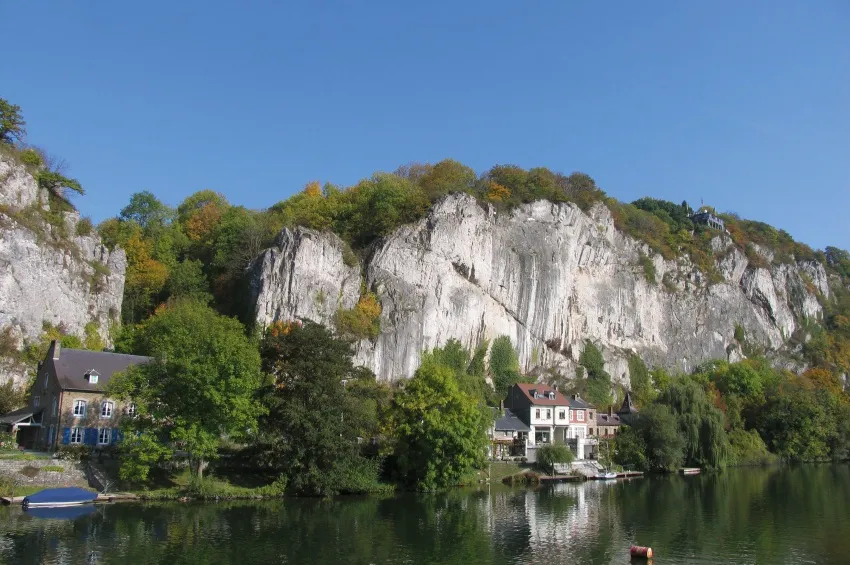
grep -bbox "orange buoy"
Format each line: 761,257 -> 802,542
630,545 -> 653,558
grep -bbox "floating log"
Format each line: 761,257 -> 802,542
630,545 -> 653,558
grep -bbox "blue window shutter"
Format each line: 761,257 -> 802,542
85,428 -> 96,446
62,427 -> 70,445
110,428 -> 118,445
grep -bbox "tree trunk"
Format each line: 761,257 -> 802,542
196,457 -> 208,480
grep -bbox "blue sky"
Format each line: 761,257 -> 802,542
3,1 -> 848,250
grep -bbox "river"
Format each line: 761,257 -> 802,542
1,464 -> 848,564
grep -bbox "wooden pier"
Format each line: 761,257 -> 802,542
539,475 -> 585,483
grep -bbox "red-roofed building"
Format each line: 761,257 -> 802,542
504,383 -> 597,460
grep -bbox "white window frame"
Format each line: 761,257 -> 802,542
73,399 -> 87,417
558,410 -> 566,420
98,428 -> 111,445
535,408 -> 541,419
546,409 -> 551,419
33,395 -> 40,408
42,372 -> 49,389
568,409 -> 573,421
126,403 -> 137,417
70,427 -> 83,444
100,401 -> 114,418
578,410 -> 584,422
52,397 -> 58,416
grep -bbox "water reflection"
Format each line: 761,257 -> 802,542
0,465 -> 848,565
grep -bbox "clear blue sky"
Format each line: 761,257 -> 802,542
3,1 -> 849,250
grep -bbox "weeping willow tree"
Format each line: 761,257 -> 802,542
658,379 -> 729,470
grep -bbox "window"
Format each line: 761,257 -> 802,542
126,403 -> 136,417
52,397 -> 58,416
535,408 -> 541,419
568,409 -> 573,420
101,401 -> 114,418
33,395 -> 40,407
558,410 -> 566,420
578,411 -> 584,422
73,400 -> 87,417
546,409 -> 551,419
70,427 -> 83,444
86,370 -> 99,384
42,372 -> 48,389
589,428 -> 595,436
98,428 -> 111,445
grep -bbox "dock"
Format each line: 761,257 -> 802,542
539,475 -> 585,483
680,467 -> 701,475
589,471 -> 644,480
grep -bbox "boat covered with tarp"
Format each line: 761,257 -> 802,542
22,487 -> 97,508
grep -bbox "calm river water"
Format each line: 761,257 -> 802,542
1,464 -> 848,565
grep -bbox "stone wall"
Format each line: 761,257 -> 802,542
0,458 -> 88,487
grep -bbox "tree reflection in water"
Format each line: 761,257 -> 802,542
1,465 -> 848,565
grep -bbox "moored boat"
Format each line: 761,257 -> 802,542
22,487 -> 98,509
596,471 -> 618,480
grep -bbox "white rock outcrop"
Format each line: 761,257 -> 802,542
0,156 -> 126,385
249,193 -> 828,384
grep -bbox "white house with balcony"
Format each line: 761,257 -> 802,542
503,383 -> 598,460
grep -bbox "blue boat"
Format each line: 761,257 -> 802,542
22,487 -> 98,508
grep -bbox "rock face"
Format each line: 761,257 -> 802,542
249,194 -> 828,384
0,156 -> 126,385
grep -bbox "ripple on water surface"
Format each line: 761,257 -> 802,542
1,464 -> 848,565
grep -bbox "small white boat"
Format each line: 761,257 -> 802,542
596,471 -> 618,480
22,487 -> 98,509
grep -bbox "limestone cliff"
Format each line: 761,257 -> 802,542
0,156 -> 126,385
249,193 -> 828,384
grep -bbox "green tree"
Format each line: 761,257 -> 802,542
580,341 -> 612,407
489,336 -> 522,399
631,404 -> 685,472
425,339 -> 489,402
418,159 -> 477,200
612,426 -> 647,470
385,358 -> 488,490
657,379 -> 728,469
0,98 -> 26,145
259,320 -> 383,496
627,354 -> 654,406
110,300 -> 263,480
537,443 -> 575,475
120,191 -> 174,231
758,380 -> 835,461
165,259 -> 212,303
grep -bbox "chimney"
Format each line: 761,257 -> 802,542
608,406 -> 613,416
47,340 -> 61,360
499,399 -> 504,412
553,384 -> 558,392
571,394 -> 578,401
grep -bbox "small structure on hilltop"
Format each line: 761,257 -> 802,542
689,206 -> 725,231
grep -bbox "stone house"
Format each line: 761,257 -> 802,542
6,340 -> 151,450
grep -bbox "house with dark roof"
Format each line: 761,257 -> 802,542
594,392 -> 640,438
3,340 -> 151,450
503,383 -> 598,460
489,407 -> 530,459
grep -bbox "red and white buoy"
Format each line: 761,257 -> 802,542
630,545 -> 653,559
